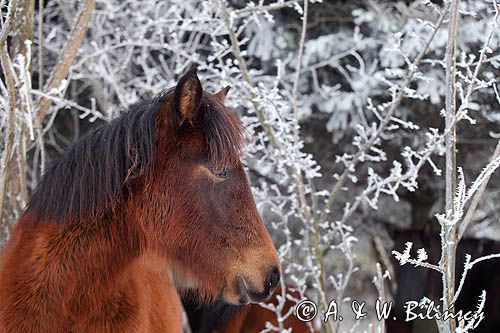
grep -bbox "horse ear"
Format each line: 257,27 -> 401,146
214,86 -> 231,103
173,68 -> 203,122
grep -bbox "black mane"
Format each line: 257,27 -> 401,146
27,95 -> 162,222
27,89 -> 244,223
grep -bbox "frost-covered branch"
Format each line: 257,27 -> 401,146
0,0 -> 19,225
36,0 -> 95,123
440,1 -> 460,331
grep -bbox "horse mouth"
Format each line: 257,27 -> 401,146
235,273 -> 279,305
235,276 -> 251,305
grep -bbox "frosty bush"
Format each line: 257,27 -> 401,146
1,0 -> 499,332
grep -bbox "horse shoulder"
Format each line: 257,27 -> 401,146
0,218 -> 67,332
68,255 -> 183,332
0,219 -> 183,333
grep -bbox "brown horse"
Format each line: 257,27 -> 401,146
0,69 -> 281,332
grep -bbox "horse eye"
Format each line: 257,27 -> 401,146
209,167 -> 228,180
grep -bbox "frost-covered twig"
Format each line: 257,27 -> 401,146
30,89 -> 106,123
292,0 -> 313,231
330,223 -> 357,333
234,0 -> 301,16
392,242 -> 442,273
372,263 -> 390,333
0,0 -> 18,45
458,141 -> 500,239
456,290 -> 486,333
38,0 -> 44,89
452,253 -> 500,307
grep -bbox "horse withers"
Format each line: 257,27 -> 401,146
0,69 -> 281,332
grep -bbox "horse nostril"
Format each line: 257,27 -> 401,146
266,266 -> 280,291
